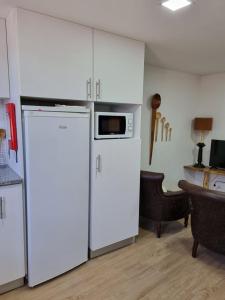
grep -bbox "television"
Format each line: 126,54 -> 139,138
210,140 -> 225,169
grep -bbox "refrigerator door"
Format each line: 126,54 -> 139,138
23,111 -> 89,287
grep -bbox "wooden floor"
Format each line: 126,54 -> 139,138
3,221 -> 225,300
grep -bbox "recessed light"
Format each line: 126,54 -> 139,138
162,0 -> 192,11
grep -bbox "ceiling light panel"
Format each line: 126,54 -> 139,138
162,0 -> 192,11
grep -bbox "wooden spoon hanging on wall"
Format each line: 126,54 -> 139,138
149,94 -> 161,164
161,117 -> 166,141
165,122 -> 170,141
155,112 -> 162,142
0,129 -> 6,140
169,128 -> 172,141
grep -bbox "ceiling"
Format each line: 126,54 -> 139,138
0,0 -> 225,75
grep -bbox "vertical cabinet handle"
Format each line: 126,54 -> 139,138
96,154 -> 102,174
87,78 -> 92,99
96,80 -> 101,100
0,196 -> 5,219
0,197 -> 2,219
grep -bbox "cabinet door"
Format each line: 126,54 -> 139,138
90,139 -> 141,250
0,19 -> 9,99
17,9 -> 93,100
0,184 -> 25,285
94,30 -> 144,104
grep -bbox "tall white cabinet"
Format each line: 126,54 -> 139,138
90,138 -> 141,256
0,184 -> 25,294
93,30 -> 144,104
0,18 -> 9,99
10,9 -> 93,100
4,7 -> 144,271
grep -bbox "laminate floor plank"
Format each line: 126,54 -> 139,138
2,222 -> 225,300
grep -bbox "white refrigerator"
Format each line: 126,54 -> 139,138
23,106 -> 90,287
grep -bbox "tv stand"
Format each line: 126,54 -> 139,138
210,166 -> 225,171
184,165 -> 225,189
209,166 -> 217,170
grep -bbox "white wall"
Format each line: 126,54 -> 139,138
184,73 -> 225,192
199,73 -> 225,165
141,64 -> 200,190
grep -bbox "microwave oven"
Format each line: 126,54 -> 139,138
95,112 -> 134,139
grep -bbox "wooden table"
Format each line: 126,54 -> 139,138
184,165 -> 225,189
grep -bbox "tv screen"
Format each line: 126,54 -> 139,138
210,140 -> 225,169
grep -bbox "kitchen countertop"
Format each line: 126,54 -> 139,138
0,166 -> 22,186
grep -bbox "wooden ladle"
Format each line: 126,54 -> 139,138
161,117 -> 166,141
149,94 -> 161,164
169,128 -> 172,141
0,129 -> 6,140
155,112 -> 162,142
165,122 -> 170,142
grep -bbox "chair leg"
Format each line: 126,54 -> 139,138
192,240 -> 199,258
156,222 -> 161,238
184,215 -> 189,228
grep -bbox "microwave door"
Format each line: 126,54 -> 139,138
99,116 -> 126,137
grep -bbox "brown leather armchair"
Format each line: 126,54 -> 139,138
179,180 -> 225,258
140,171 -> 190,238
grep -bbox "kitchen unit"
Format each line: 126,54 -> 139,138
1,6 -> 145,291
0,18 -> 9,99
0,167 -> 25,294
23,106 -> 90,286
7,8 -> 144,104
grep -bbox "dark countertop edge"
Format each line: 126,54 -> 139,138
0,179 -> 23,187
0,166 -> 23,187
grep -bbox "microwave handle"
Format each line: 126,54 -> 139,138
96,154 -> 102,174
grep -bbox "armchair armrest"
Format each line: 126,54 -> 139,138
164,190 -> 188,199
162,190 -> 190,221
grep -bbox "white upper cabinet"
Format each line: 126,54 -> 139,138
0,18 -> 9,99
7,9 -> 144,103
16,9 -> 93,100
93,30 -> 144,104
